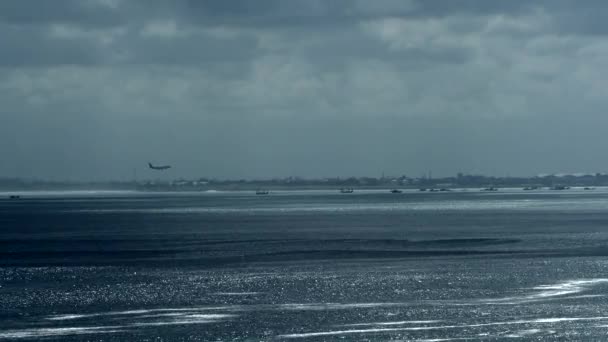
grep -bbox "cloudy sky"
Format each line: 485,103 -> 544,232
2,0 -> 608,180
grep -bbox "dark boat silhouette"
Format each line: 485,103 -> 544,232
390,189 -> 402,194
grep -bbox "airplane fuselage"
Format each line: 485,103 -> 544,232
148,163 -> 171,170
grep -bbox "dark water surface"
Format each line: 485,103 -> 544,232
3,189 -> 608,340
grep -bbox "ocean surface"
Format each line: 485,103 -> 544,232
3,188 -> 608,340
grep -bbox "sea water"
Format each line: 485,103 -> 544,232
2,189 -> 608,340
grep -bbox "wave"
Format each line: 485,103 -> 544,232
472,279 -> 608,305
341,320 -> 442,326
9,296 -> 608,340
279,316 -> 608,338
0,238 -> 524,266
0,237 -> 521,248
0,248 -> 520,267
0,326 -> 124,339
60,195 -> 608,214
9,238 -> 608,267
1,313 -> 234,339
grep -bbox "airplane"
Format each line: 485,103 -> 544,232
148,162 -> 171,170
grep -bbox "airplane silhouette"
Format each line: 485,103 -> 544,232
148,162 -> 171,170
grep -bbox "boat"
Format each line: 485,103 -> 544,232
340,188 -> 354,193
550,186 -> 570,190
8,195 -> 20,199
255,190 -> 269,195
482,187 -> 498,191
390,189 -> 402,194
584,187 -> 595,190
523,186 -> 539,190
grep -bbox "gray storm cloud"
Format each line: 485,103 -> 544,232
1,0 -> 608,180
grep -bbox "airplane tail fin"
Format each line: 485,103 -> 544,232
148,162 -> 153,168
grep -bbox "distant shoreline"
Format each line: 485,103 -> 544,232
0,185 -> 605,193
2,173 -> 607,192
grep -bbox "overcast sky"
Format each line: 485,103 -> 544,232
2,0 -> 608,180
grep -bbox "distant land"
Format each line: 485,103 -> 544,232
2,173 -> 608,191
